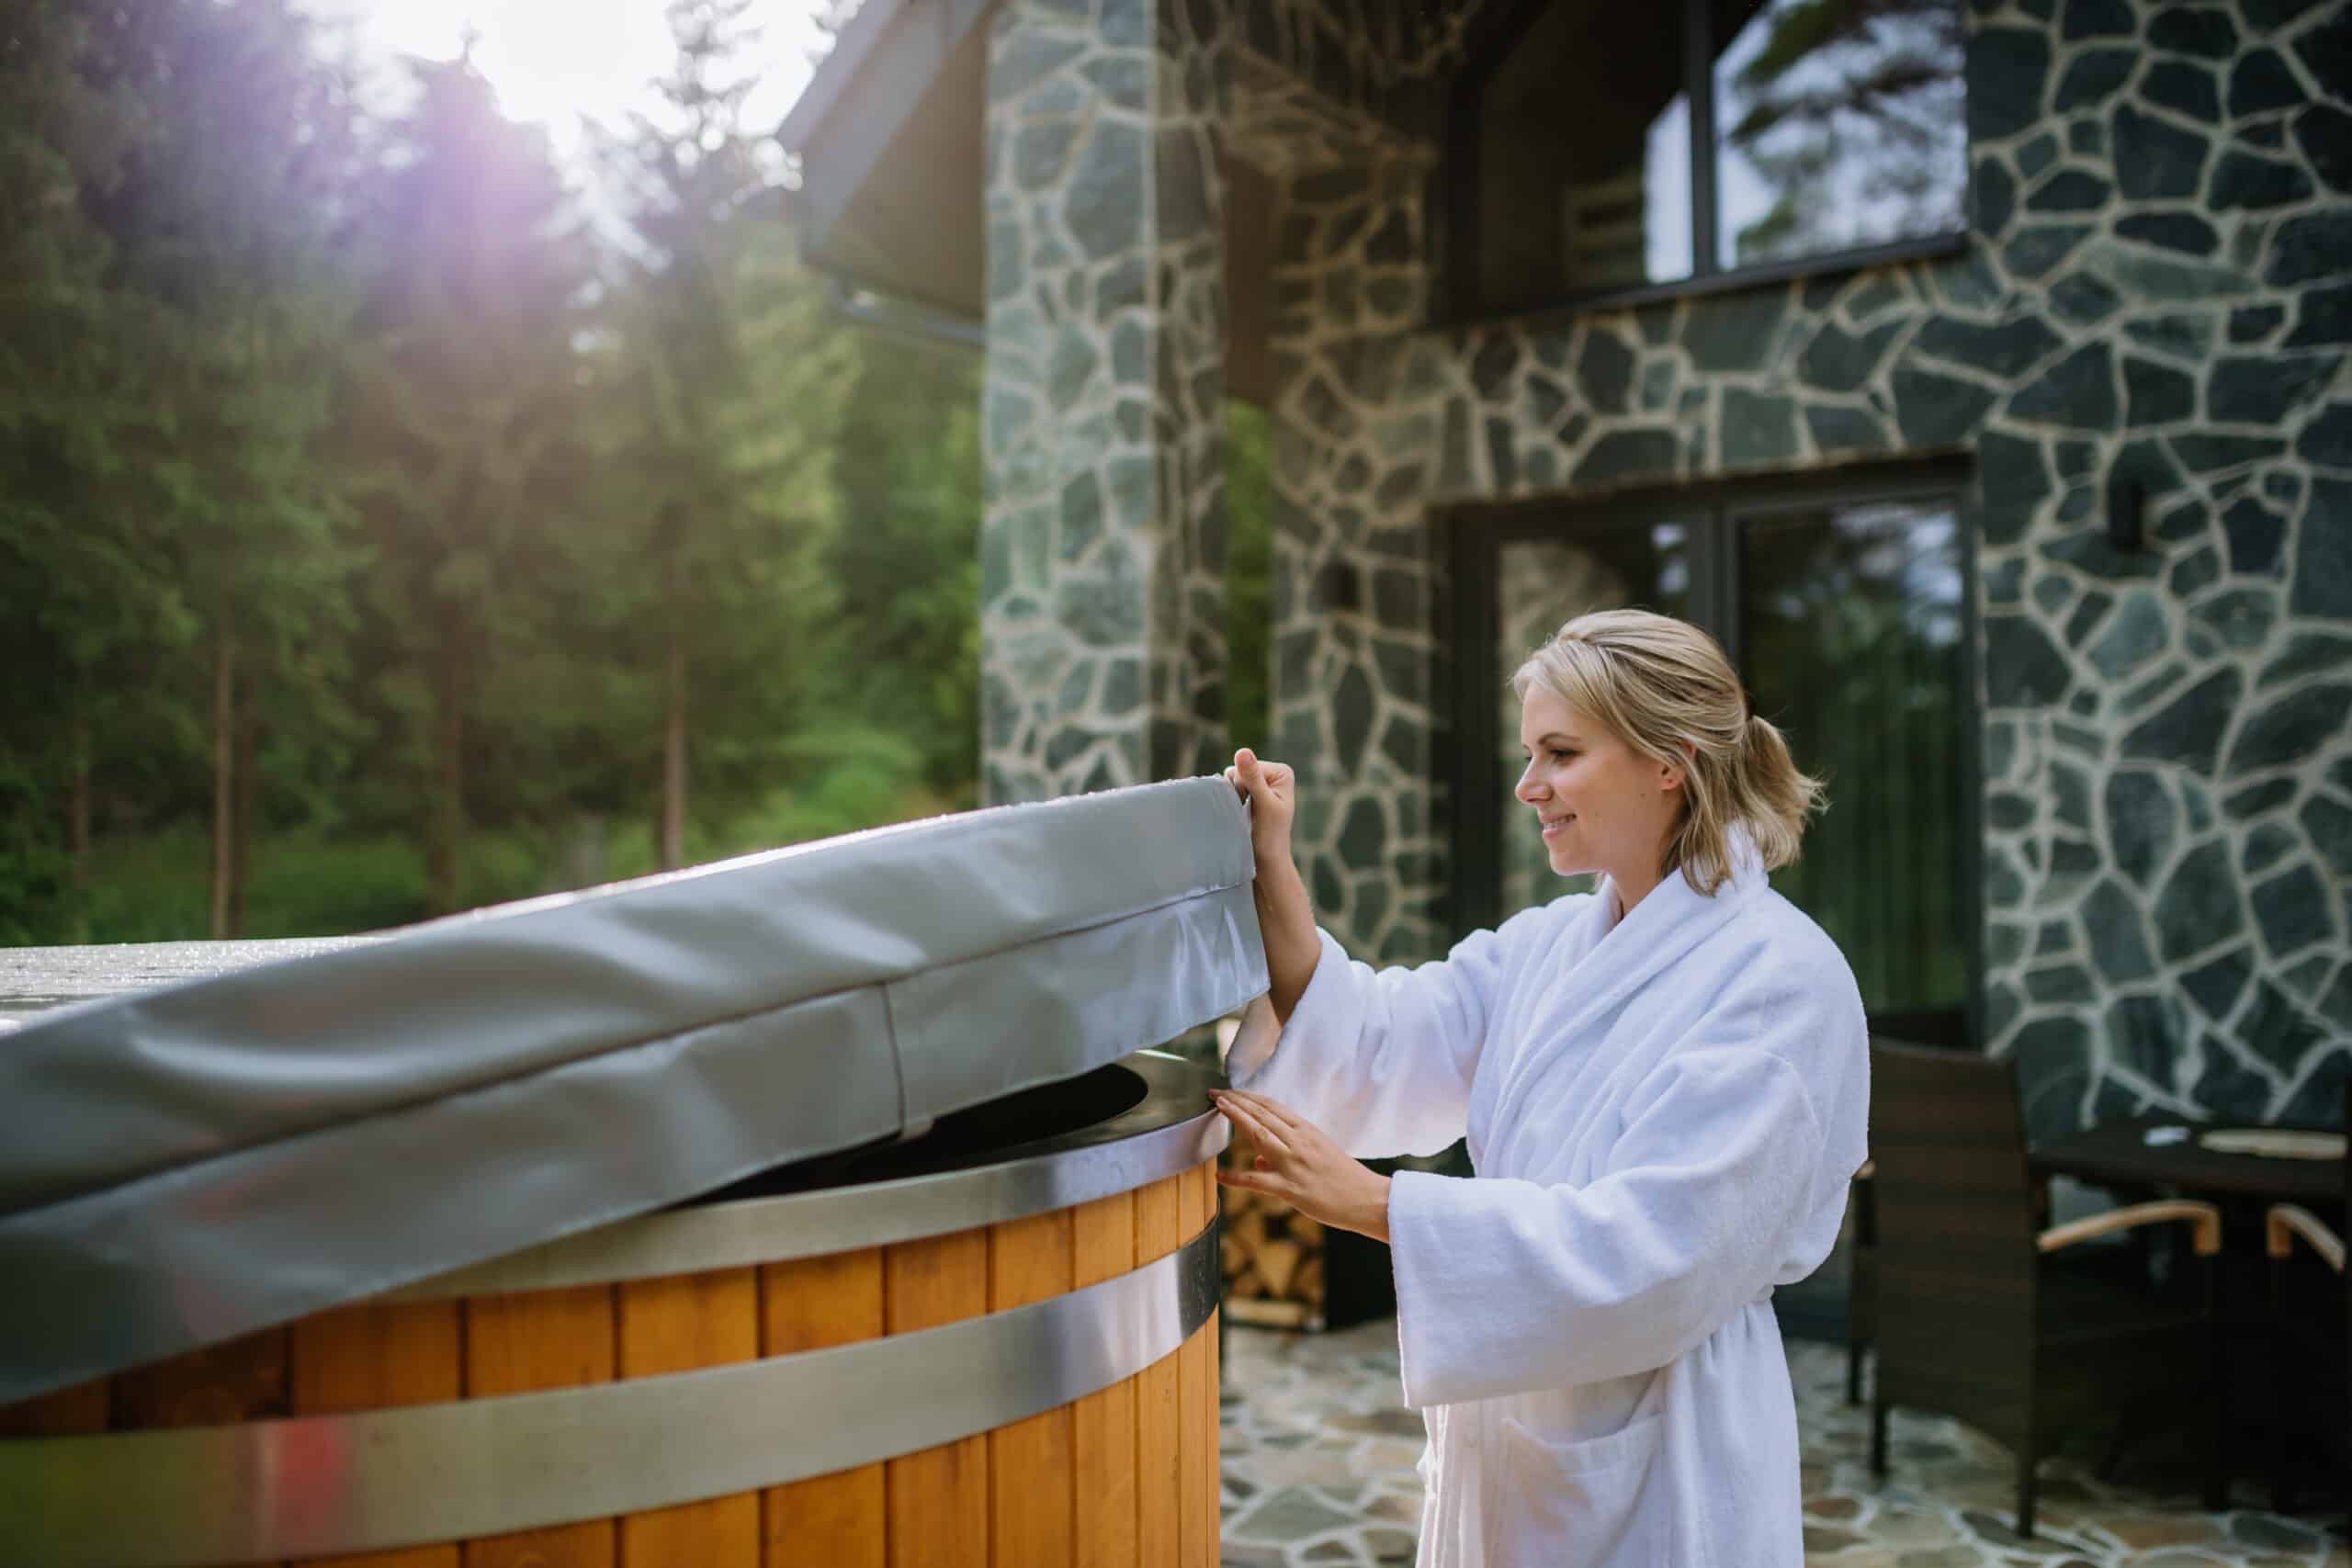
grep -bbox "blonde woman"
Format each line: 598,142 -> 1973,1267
1215,608 -> 1869,1568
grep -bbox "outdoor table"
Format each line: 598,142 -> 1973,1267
2030,1114 -> 2345,1208
2030,1113 -> 2346,1495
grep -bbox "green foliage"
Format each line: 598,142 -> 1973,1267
0,754 -> 69,944
585,0 -> 859,835
1225,399 -> 1273,755
0,0 -> 991,945
816,333 -> 983,799
1722,0 -> 1964,265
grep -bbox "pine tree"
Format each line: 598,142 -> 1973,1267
594,0 -> 852,868
0,0 -> 150,939
81,0 -> 368,934
1,0 -> 363,938
345,54 -> 594,913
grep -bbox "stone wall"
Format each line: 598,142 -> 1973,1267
971,0 -> 1488,804
1263,0 -> 2352,1133
1229,0 -> 1486,154
978,0 -> 1233,800
1267,153 -> 1453,964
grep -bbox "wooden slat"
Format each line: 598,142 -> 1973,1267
1177,1164 -> 1216,1568
291,1301 -> 463,1568
884,1227 -> 989,1568
462,1286 -> 617,1568
1072,1191 -> 1138,1568
760,1249 -> 887,1568
1134,1175 -> 1182,1568
617,1269 -> 762,1568
1201,1166 -> 1225,1568
0,1374 -> 109,1437
989,1209 -> 1075,1568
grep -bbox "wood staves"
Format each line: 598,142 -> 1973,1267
0,1166 -> 1227,1568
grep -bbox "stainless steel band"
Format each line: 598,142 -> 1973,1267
389,1050 -> 1225,1299
0,1214 -> 1224,1568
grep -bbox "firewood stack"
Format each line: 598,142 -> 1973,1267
1216,1145 -> 1329,1329
1210,1012 -> 1400,1331
1211,1013 -> 1331,1328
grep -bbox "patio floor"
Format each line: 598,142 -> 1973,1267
1216,1318 -> 2351,1567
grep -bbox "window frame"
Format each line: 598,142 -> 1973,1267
1435,0 -> 1973,326
1442,456 -> 1984,1044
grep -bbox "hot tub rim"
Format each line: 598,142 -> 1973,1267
385,1046 -> 1228,1302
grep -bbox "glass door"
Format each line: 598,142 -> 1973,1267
1450,466 -> 1974,1042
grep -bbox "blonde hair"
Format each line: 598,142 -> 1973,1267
1510,608 -> 1824,897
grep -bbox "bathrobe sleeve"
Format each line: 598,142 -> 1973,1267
1384,975 -> 1834,1408
1224,910 -> 1537,1160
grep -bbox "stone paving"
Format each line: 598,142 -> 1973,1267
1218,1318 -> 2350,1567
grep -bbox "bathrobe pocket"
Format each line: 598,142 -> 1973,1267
1494,1411 -> 1682,1568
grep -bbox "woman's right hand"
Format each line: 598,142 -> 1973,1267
1225,749 -> 1295,867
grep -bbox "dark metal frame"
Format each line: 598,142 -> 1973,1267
1443,455 -> 1985,1046
1435,0 -> 1971,327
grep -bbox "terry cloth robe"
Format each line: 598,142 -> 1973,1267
1225,851 -> 1868,1568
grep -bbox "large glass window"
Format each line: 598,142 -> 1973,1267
1470,4 -> 1693,309
1450,0 -> 1965,316
1713,0 -> 1969,269
1738,497 -> 1967,1027
1453,470 -> 1973,1040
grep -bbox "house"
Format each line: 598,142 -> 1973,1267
783,0 -> 2352,1142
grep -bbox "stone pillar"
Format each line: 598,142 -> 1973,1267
979,0 -> 1230,804
1266,154 -> 1452,964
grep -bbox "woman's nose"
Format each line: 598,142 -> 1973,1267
1514,763 -> 1544,803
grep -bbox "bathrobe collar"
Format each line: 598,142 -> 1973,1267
1488,831 -> 1769,1154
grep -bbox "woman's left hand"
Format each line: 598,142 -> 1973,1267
1210,1088 -> 1392,1243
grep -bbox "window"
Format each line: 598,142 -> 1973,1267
1447,0 -> 1967,317
1449,465 -> 1974,1041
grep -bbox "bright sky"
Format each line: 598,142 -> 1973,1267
304,0 -> 833,161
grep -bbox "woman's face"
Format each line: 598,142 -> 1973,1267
1513,685 -> 1686,894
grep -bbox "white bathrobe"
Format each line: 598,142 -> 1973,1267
1225,851 -> 1868,1568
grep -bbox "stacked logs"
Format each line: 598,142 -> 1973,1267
1216,1146 -> 1329,1329
1212,1011 -> 1331,1328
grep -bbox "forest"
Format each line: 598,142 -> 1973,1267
1,0 -> 1273,945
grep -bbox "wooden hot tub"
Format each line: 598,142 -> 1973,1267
0,1051 -> 1226,1566
0,779 -> 1262,1567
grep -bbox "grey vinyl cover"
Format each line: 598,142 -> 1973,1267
0,777 -> 1266,1404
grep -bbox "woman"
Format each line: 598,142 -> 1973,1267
1214,607 -> 1868,1568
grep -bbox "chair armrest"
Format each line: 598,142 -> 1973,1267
2265,1203 -> 2346,1272
2038,1200 -> 2222,1258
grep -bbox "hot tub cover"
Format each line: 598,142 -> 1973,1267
0,777 -> 1265,1404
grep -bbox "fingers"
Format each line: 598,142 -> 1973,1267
1229,749 -> 1294,802
1219,1088 -> 1306,1135
1211,1089 -> 1291,1156
1215,1164 -> 1283,1197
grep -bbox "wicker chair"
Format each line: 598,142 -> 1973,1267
2260,1077 -> 2351,1514
1847,1159 -> 1875,1405
1870,1040 -> 2228,1537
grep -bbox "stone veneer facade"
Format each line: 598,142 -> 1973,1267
980,0 -> 2352,1136
979,0 -> 1235,800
